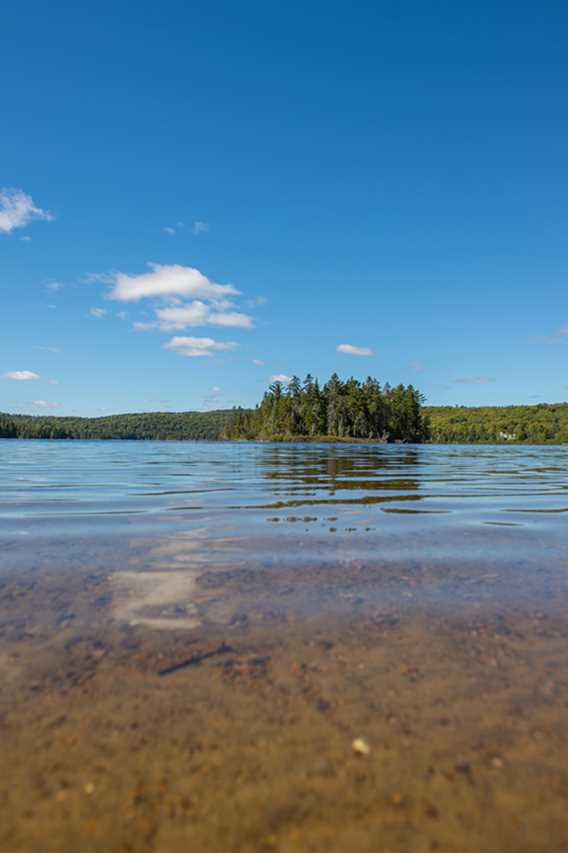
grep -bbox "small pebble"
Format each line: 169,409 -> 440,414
491,756 -> 504,769
84,783 -> 95,795
352,737 -> 371,756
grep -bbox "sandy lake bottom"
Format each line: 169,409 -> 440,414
2,440 -> 568,852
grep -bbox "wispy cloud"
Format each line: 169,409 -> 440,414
32,400 -> 58,409
46,281 -> 64,292
163,336 -> 239,358
3,370 -> 40,381
162,221 -> 185,236
208,311 -> 253,328
409,360 -> 425,372
455,376 -> 495,385
247,295 -> 268,308
155,303 -> 253,331
19,235 -> 32,242
89,307 -> 108,318
192,221 -> 209,235
201,384 -> 223,410
47,378 -> 59,385
337,343 -> 374,356
253,359 -> 265,366
271,373 -> 292,383
0,188 -> 54,234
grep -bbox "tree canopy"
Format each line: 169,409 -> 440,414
3,399 -> 568,444
224,374 -> 429,442
427,403 -> 568,444
0,410 -> 233,440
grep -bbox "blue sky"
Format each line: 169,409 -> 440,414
1,0 -> 567,415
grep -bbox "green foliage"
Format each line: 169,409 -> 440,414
4,400 -> 567,444
0,413 -> 18,438
425,403 -> 568,444
0,410 -> 233,441
224,374 -> 429,442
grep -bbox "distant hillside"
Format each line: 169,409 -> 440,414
2,402 -> 568,443
426,403 -> 568,443
0,410 -> 233,440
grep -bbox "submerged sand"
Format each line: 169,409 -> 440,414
1,550 -> 568,853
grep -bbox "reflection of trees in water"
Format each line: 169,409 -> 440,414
257,445 -> 422,503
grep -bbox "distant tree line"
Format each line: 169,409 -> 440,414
224,374 -> 429,442
0,410 -> 233,440
3,400 -> 568,444
427,403 -> 568,444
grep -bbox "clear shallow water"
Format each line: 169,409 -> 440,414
1,440 -> 568,604
3,440 -> 568,852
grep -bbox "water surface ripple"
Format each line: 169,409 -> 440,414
1,441 -> 567,601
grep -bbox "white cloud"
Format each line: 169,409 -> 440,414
155,301 -> 212,329
455,376 -> 495,385
337,343 -> 374,356
253,359 -> 265,366
89,307 -> 108,318
192,221 -> 209,235
19,235 -> 32,242
46,281 -> 64,292
32,400 -> 58,409
107,263 -> 238,303
209,311 -> 253,328
3,370 -> 40,381
163,336 -> 239,358
0,188 -> 54,234
271,374 -> 292,383
133,301 -> 253,332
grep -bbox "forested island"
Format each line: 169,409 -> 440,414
2,377 -> 568,443
224,375 -> 428,441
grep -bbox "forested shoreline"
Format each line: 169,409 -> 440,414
0,410 -> 233,441
2,393 -> 568,444
427,403 -> 568,444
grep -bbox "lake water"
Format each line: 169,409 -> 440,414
2,439 -> 568,575
2,440 -> 568,852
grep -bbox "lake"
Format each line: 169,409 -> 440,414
1,440 -> 568,852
